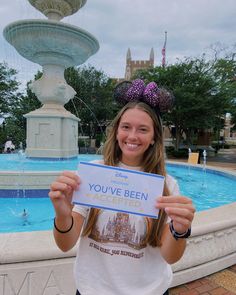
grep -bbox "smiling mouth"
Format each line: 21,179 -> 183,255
125,143 -> 139,150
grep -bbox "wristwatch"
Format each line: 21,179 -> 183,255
169,220 -> 191,240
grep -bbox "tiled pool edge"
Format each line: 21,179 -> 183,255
0,171 -> 60,190
1,162 -> 236,191
167,160 -> 236,178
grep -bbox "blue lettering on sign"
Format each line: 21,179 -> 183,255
89,184 -> 122,196
88,184 -> 148,200
115,172 -> 128,180
124,189 -> 148,200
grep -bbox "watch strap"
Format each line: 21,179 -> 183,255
169,220 -> 191,240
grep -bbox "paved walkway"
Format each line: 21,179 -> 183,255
204,148 -> 236,171
168,148 -> 236,171
168,148 -> 236,294
169,265 -> 236,294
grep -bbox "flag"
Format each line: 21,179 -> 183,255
162,31 -> 167,67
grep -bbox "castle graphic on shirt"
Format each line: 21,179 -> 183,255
89,212 -> 147,250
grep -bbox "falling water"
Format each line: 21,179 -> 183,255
202,150 -> 207,188
72,95 -> 106,153
188,148 -> 192,176
17,149 -> 30,225
73,95 -> 105,137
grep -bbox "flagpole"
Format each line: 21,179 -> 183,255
162,31 -> 167,68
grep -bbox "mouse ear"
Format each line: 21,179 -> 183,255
113,81 -> 132,104
158,88 -> 175,113
125,79 -> 145,101
143,82 -> 159,107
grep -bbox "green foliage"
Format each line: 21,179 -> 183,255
0,124 -> 7,152
0,62 -> 20,116
211,142 -> 230,151
6,93 -> 41,147
0,62 -> 25,147
135,55 -> 236,150
212,58 -> 236,115
165,146 -> 188,158
95,133 -> 106,148
78,138 -> 90,148
64,65 -> 118,139
4,74 -> 42,147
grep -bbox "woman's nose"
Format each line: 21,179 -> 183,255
127,129 -> 137,139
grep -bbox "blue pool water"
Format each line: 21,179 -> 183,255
168,164 -> 236,211
0,153 -> 100,171
0,154 -> 236,233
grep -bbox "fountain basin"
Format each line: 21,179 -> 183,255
0,171 -> 58,190
0,203 -> 235,294
0,162 -> 236,294
3,19 -> 99,67
29,0 -> 87,20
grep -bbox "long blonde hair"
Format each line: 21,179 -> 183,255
83,101 -> 169,247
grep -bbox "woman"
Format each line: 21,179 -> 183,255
49,79 -> 195,295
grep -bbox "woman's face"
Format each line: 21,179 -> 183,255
116,108 -> 155,166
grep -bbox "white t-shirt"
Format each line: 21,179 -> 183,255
73,161 -> 180,295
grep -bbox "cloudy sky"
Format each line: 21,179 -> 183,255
0,0 -> 235,87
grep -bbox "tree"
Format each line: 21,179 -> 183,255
212,57 -> 236,113
5,81 -> 42,147
0,62 -> 23,148
135,56 -> 234,150
64,66 -> 117,142
0,62 -> 21,116
210,52 -> 236,139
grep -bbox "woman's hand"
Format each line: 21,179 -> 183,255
156,196 -> 195,234
49,171 -> 80,218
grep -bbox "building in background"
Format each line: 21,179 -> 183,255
125,48 -> 154,80
115,48 -> 154,83
221,114 -> 236,145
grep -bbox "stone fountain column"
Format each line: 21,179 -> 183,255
3,0 -> 99,158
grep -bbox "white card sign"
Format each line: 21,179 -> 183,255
72,162 -> 165,218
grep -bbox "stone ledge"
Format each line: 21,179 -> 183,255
0,203 -> 235,295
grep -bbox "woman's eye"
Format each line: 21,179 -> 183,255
121,125 -> 129,130
139,128 -> 147,132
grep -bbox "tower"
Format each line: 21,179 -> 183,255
124,48 -> 154,80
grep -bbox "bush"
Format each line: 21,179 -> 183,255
172,149 -> 189,158
211,142 -> 230,151
166,147 -> 188,158
165,146 -> 175,156
95,133 -> 106,148
78,138 -> 90,148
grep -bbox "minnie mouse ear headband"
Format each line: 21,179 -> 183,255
113,78 -> 174,114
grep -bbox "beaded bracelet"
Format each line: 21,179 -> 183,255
169,220 -> 191,240
54,216 -> 74,234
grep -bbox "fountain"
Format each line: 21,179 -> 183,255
203,149 -> 207,170
188,147 -> 192,175
202,149 -> 207,187
1,2 -> 236,293
3,0 -> 99,158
